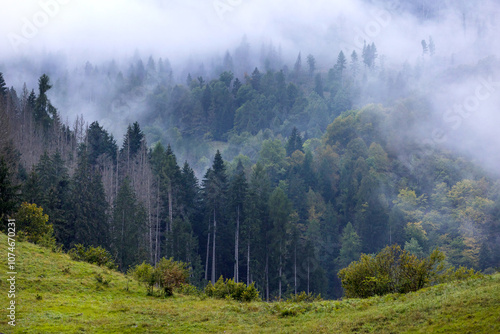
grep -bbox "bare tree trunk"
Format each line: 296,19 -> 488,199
247,240 -> 251,285
234,206 -> 240,282
265,253 -> 269,302
279,243 -> 282,301
294,244 -> 297,295
307,258 -> 310,295
205,217 -> 210,281
212,209 -> 216,284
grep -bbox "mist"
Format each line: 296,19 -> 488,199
1,0 -> 500,173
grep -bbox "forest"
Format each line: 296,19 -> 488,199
1,34 -> 500,300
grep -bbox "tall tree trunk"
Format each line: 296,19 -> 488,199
212,208 -> 216,284
307,258 -> 310,295
234,206 -> 240,283
265,252 -> 269,302
205,217 -> 211,281
279,243 -> 282,301
247,240 -> 251,285
294,244 -> 297,295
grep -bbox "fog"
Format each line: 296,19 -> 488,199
1,0 -> 499,173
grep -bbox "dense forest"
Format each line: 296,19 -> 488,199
1,36 -> 499,300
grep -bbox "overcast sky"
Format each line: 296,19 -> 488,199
1,0 -> 498,66
1,0 -> 499,174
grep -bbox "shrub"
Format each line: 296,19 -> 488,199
286,291 -> 322,303
338,244 -> 446,298
128,262 -> 155,295
205,276 -> 260,302
14,203 -> 58,250
155,258 -> 190,296
129,258 -> 190,297
68,244 -> 117,270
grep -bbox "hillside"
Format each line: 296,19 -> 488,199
1,233 -> 499,333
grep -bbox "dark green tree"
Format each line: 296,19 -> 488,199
286,127 -> 303,156
112,177 -> 147,271
0,157 -> 19,225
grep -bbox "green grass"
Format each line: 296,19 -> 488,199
1,233 -> 499,333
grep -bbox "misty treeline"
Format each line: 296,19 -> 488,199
0,41 -> 499,300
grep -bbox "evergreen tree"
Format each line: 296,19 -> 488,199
251,67 -> 261,91
0,73 -> 7,99
0,157 -> 19,224
421,40 -> 429,55
337,222 -> 361,268
34,74 -> 58,130
286,127 -> 303,156
112,177 -> 147,271
307,54 -> 316,76
87,121 -> 118,165
68,147 -> 109,248
121,122 -> 144,159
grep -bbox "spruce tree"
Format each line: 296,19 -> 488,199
0,157 -> 19,224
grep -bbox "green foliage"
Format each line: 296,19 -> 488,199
0,156 -> 19,224
205,276 -> 260,302
285,291 -> 322,303
129,258 -> 190,297
68,244 -> 117,269
14,202 -> 55,246
338,245 -> 446,298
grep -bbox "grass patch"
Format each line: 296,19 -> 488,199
0,233 -> 499,333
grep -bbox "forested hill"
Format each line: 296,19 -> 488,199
1,49 -> 499,299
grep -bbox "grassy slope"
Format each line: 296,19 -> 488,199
0,233 -> 499,333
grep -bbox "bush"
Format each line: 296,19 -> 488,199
338,244 -> 445,298
129,258 -> 190,297
68,244 -> 117,270
205,276 -> 260,302
286,291 -> 322,303
338,244 -> 483,299
155,258 -> 190,296
14,203 -> 57,250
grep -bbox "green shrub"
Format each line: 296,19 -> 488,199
338,245 -> 445,298
205,276 -> 260,302
338,244 -> 482,299
155,258 -> 190,296
286,291 -> 322,303
68,244 -> 117,270
128,262 -> 155,295
129,258 -> 190,297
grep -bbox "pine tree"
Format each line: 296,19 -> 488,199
307,54 -> 316,76
0,73 -> 7,99
69,147 -> 109,248
421,40 -> 429,55
0,157 -> 19,224
112,177 -> 147,270
34,74 -> 58,130
286,127 -> 303,156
